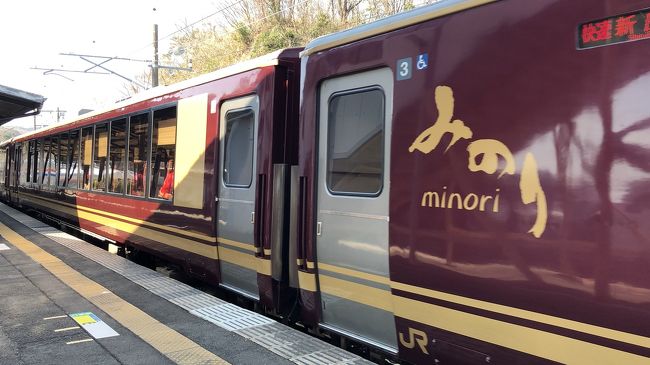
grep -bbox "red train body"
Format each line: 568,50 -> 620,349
3,1 -> 650,364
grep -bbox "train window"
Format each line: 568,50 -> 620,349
20,143 -> 28,185
49,135 -> 59,186
223,108 -> 254,187
36,139 -> 43,185
58,132 -> 69,186
326,88 -> 384,195
41,137 -> 51,185
108,119 -> 127,194
127,113 -> 150,197
67,130 -> 80,188
0,149 -> 5,185
149,107 -> 176,200
26,140 -> 34,183
92,123 -> 108,191
81,127 -> 93,189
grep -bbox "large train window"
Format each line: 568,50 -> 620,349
81,127 -> 93,189
36,139 -> 43,185
41,137 -> 51,185
67,130 -> 80,188
223,108 -> 254,187
26,140 -> 35,183
109,119 -> 126,194
92,123 -> 108,191
326,88 -> 385,195
58,132 -> 69,186
49,135 -> 59,186
149,106 -> 176,200
127,112 -> 150,197
20,142 -> 29,186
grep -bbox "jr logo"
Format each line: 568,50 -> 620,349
399,327 -> 430,355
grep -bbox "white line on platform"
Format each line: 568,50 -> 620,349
43,315 -> 68,320
66,338 -> 94,345
55,326 -> 81,332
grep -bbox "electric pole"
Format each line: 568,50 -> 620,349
152,24 -> 159,87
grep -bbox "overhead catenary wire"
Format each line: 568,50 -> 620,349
125,0 -> 248,57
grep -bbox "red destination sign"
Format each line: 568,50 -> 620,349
578,8 -> 650,49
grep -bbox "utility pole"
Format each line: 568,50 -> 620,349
152,24 -> 159,87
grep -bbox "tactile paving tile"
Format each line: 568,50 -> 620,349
168,293 -> 225,311
190,304 -> 275,331
235,322 -> 287,340
292,348 -> 361,365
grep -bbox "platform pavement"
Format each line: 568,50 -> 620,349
0,202 -> 369,365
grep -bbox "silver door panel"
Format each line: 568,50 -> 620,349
316,67 -> 396,351
217,95 -> 259,298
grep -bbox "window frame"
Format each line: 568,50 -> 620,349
148,104 -> 178,202
325,85 -> 386,198
106,117 -> 128,196
222,106 -> 256,189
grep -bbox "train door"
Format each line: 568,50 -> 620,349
5,144 -> 13,200
217,95 -> 260,299
9,144 -> 21,201
315,68 -> 396,352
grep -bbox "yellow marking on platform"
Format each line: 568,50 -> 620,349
55,326 -> 80,332
72,314 -> 96,325
66,338 -> 94,345
0,221 -> 229,365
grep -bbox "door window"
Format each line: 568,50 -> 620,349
326,88 -> 385,195
223,108 -> 254,187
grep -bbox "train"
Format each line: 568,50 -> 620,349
2,0 -> 650,363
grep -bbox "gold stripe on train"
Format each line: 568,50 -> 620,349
317,262 -> 390,286
319,274 -> 393,313
317,262 -> 650,350
19,194 -> 219,260
217,246 -> 271,276
298,270 -> 317,292
217,238 -> 257,253
23,192 -> 271,276
391,280 -> 650,349
19,192 -> 215,242
393,295 -> 650,365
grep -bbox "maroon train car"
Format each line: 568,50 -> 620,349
0,48 -> 302,313
295,0 -> 650,364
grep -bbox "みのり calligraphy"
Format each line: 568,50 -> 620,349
409,85 -> 548,238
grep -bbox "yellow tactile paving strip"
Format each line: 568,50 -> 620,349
0,221 -> 229,365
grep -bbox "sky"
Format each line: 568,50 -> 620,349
1,0 -> 227,129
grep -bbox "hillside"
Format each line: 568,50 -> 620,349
0,126 -> 32,142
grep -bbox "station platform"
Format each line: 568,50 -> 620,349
0,202 -> 371,365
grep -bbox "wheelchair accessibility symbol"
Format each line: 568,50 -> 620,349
417,53 -> 428,70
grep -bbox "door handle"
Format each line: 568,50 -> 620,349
251,212 -> 255,224
316,221 -> 322,236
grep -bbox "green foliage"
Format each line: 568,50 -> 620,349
252,25 -> 298,54
148,0 -> 418,89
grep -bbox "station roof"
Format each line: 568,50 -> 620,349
0,85 -> 45,124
